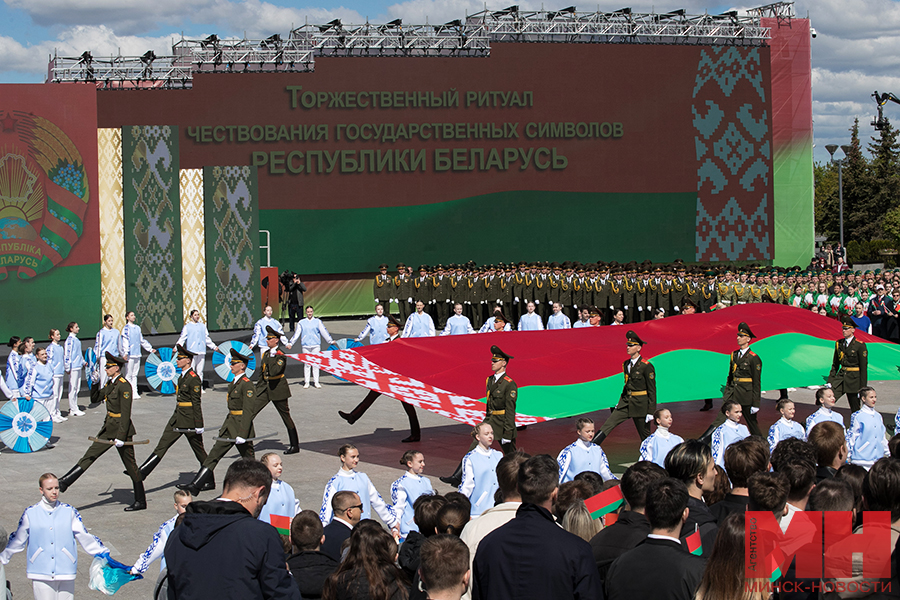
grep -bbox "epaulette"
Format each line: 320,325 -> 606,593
641,358 -> 650,364
188,370 -> 196,376
276,350 -> 283,356
749,351 -> 757,356
504,376 -> 512,382
241,376 -> 249,382
119,377 -> 127,383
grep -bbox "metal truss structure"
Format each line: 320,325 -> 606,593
49,3 -> 786,89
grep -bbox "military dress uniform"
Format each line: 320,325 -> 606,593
467,345 -> 518,455
181,349 -> 257,495
57,352 -> 145,511
251,330 -> 299,453
136,345 -> 208,483
710,322 -> 763,436
597,331 -> 656,442
827,315 -> 868,412
373,264 -> 392,306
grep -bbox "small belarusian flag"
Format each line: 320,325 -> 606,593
270,514 -> 291,535
767,546 -> 786,583
585,485 -> 624,520
603,512 -> 618,526
684,529 -> 702,556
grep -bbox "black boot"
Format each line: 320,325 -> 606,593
125,480 -> 147,511
593,431 -> 607,446
699,399 -> 714,411
137,454 -> 161,481
697,424 -> 717,445
200,470 -> 216,491
285,428 -> 300,455
440,461 -> 464,487
338,410 -> 357,425
182,467 -> 213,496
58,465 -> 84,493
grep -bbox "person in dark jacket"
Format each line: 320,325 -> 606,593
288,511 -> 338,599
322,520 -> 409,600
472,455 -> 604,600
664,440 -> 718,558
606,478 -> 705,600
165,458 -> 300,600
708,437 -> 769,523
322,491 -> 361,562
591,461 -> 667,580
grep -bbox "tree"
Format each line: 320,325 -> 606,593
842,119 -> 873,241
814,161 -> 839,239
865,117 -> 900,238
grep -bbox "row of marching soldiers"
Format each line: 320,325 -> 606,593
373,260 -> 838,330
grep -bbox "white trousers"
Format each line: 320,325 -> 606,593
52,374 -> 64,409
36,396 -> 56,420
67,368 -> 82,411
125,357 -> 142,398
32,579 -> 75,600
302,345 -> 320,384
0,375 -> 12,399
191,355 -> 206,384
99,355 -> 109,386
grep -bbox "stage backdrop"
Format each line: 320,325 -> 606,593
0,85 -> 100,341
97,41 -> 779,277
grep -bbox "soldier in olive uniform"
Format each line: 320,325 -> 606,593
595,331 -> 656,444
181,349 -> 257,495
136,344 -> 208,484
57,352 -> 146,511
394,263 -> 412,323
827,315 -> 868,412
703,322 -> 763,438
441,345 -> 518,486
374,263 -> 392,308
249,325 -> 299,454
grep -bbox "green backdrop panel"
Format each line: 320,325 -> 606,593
204,166 -> 260,330
0,263 -> 100,342
260,191 -> 697,276
773,142 -> 814,267
122,125 -> 183,334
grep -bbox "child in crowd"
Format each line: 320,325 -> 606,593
131,490 -> 193,575
259,453 -> 300,533
0,473 -> 109,600
320,443 -> 398,531
557,417 -> 616,483
639,408 -> 685,468
767,399 -> 806,453
806,387 -> 845,436
847,387 -> 890,469
390,450 -> 434,541
711,401 -> 750,468
459,422 -> 503,517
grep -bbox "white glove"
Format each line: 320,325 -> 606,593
535,300 -> 540,304
236,436 -> 247,445
514,297 -> 520,303
609,306 -> 614,310
114,439 -> 125,448
130,566 -> 142,576
638,307 -> 643,311
501,438 -> 512,444
408,297 -> 412,302
573,304 -> 578,309
647,306 -> 652,310
750,407 -> 760,414
645,414 -> 654,423
446,299 -> 451,302
195,428 -> 204,435
825,383 -> 832,388
674,306 -> 680,312
624,305 -> 628,310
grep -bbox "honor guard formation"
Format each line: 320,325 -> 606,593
3,258 -> 900,600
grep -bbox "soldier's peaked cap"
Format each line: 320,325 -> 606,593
491,345 -> 513,361
737,322 -> 756,338
176,344 -> 195,359
230,348 -> 250,364
625,330 -> 647,346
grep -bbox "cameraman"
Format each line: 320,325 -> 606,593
286,273 -> 307,333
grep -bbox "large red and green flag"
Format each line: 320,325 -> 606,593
584,486 -> 624,520
685,529 -> 702,556
270,514 -> 291,535
290,305 -> 900,425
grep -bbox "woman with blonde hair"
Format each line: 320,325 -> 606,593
561,500 -> 603,542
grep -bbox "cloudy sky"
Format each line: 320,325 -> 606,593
0,0 -> 895,164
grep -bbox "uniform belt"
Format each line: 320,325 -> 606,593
230,410 -> 243,415
627,391 -> 648,396
265,374 -> 284,380
735,377 -> 753,382
487,410 -> 505,415
107,412 -> 121,418
843,367 -> 860,372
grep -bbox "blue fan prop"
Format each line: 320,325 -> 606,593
0,398 -> 53,452
324,339 -> 363,382
84,348 -> 97,373
144,347 -> 181,394
89,554 -> 142,595
212,341 -> 257,382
